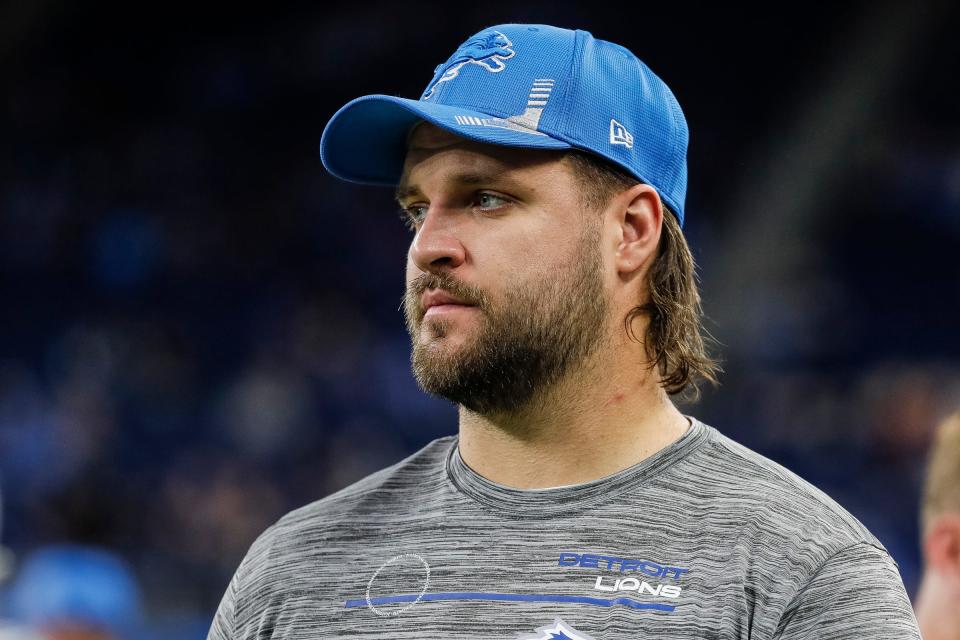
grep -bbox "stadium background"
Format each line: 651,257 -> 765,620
1,1 -> 958,637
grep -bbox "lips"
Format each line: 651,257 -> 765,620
421,289 -> 476,314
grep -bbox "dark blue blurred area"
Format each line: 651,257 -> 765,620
1,2 -> 958,637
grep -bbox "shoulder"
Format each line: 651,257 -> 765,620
268,434 -> 455,538
280,435 -> 455,526
676,420 -> 884,555
232,435 -> 456,587
663,421 -> 910,629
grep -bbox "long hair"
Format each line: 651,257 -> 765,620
564,150 -> 721,400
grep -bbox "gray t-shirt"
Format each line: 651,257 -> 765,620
208,418 -> 920,639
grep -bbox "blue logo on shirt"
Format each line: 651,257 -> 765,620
515,619 -> 594,640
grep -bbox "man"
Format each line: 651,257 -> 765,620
208,24 -> 920,638
916,411 -> 960,638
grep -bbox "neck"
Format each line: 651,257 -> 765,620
915,571 -> 960,640
456,338 -> 690,489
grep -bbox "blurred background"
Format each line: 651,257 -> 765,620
1,1 -> 958,637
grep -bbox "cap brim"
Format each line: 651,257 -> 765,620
319,95 -> 572,186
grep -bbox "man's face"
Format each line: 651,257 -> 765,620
398,123 -> 611,415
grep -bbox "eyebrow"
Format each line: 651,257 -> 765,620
394,170 -> 511,204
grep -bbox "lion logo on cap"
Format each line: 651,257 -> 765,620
421,30 -> 515,100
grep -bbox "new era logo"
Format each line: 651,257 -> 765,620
609,119 -> 634,148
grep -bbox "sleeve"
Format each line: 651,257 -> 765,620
774,542 -> 921,639
205,520 -> 282,640
207,571 -> 239,640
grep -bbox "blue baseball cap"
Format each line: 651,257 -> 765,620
320,24 -> 689,226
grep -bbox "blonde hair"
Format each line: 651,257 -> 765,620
922,412 -> 960,533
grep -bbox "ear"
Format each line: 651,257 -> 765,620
924,513 -> 960,576
612,183 -> 663,277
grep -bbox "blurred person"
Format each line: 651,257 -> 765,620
0,625 -> 42,640
6,545 -> 141,640
209,24 -> 919,638
916,411 -> 960,639
0,484 -> 40,640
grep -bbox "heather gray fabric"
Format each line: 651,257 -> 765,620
208,418 -> 920,639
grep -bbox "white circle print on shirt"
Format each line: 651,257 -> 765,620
365,553 -> 431,617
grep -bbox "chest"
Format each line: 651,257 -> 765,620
240,520 -> 768,640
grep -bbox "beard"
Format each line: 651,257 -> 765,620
403,224 -> 609,416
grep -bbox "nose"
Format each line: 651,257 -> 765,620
408,208 -> 467,273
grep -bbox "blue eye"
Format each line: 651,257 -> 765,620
398,205 -> 427,231
477,193 -> 508,210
